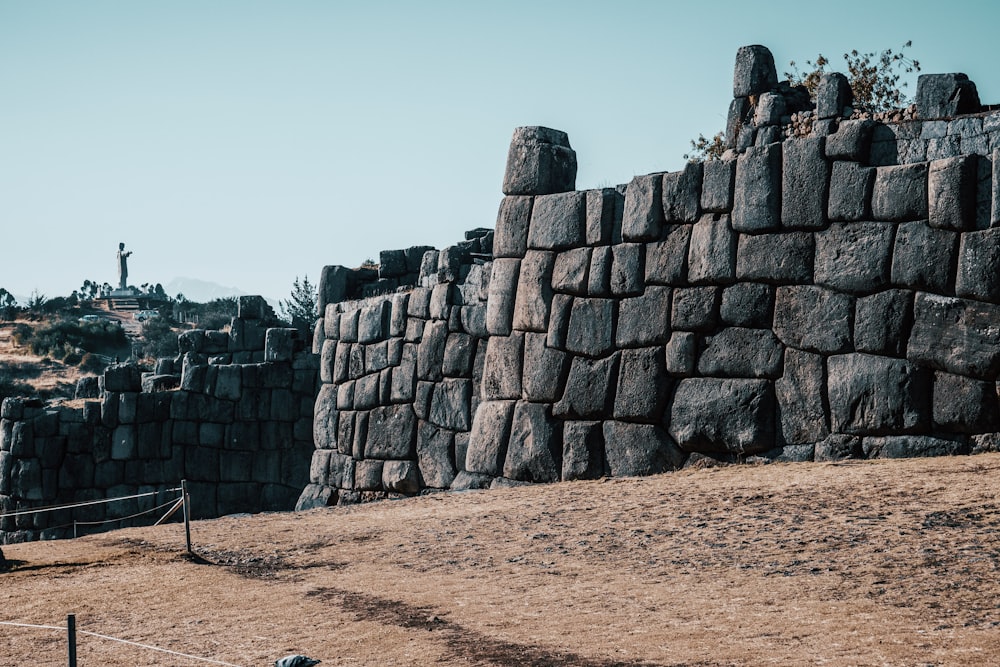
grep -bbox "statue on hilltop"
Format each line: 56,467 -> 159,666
117,242 -> 133,291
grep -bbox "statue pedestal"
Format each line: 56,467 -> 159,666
109,288 -> 137,298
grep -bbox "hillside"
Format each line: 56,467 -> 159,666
2,454 -> 999,666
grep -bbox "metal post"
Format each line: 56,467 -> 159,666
67,614 -> 77,667
181,479 -> 192,554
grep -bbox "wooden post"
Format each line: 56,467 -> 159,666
181,479 -> 193,555
67,614 -> 77,667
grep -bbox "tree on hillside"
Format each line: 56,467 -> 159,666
280,275 -> 318,337
0,289 -> 18,321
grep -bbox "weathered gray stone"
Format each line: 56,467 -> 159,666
465,400 -> 516,476
828,161 -> 875,222
428,378 -> 472,431
561,421 -> 605,481
827,353 -> 931,435
697,328 -> 783,379
662,162 -> 702,222
485,258 -> 520,335
862,435 -> 968,459
664,332 -> 696,376
493,196 -> 532,258
528,191 -> 586,250
352,374 -> 380,410
701,159 -> 736,212
733,143 -> 781,232
442,333 -> 474,377
775,348 -> 828,444
585,188 -> 622,246
644,226 -> 690,285
908,293 -> 1000,379
726,97 -> 751,148
736,232 -> 814,284
503,401 -> 560,483
417,421 -> 456,489
610,243 -> 643,296
782,137 -> 829,230
824,120 -> 875,161
754,92 -> 785,126
429,283 -> 453,320
312,384 -> 338,450
671,287 -> 718,332
551,247 -> 591,295
933,371 -> 1000,433
604,421 -> 686,476
773,286 -> 853,354
481,332 -> 524,400
720,282 -> 773,328
365,404 -> 417,459
503,126 -> 577,196
872,163 -> 928,221
104,364 -> 142,393
317,265 -> 350,312
407,287 -> 432,319
339,309 -> 360,343
854,290 -> 913,357
915,74 -> 980,119
669,378 -> 776,454
379,249 -> 407,278
417,320 -> 448,381
521,333 -> 569,403
565,298 -> 615,357
382,460 -> 420,494
687,215 -> 736,284
956,228 -> 1000,303
264,328 -> 296,362
614,346 -> 670,421
926,136 -> 961,161
390,347 -> 417,403
546,294 -> 572,349
816,72 -> 852,119
353,459 -> 383,491
616,286 -> 671,348
891,222 -> 957,294
928,155 -> 977,231
814,222 -> 895,294
622,173 -> 664,241
512,251 -> 555,332
733,45 -> 777,97
587,246 -> 612,296
553,353 -> 619,419
814,434 -> 862,461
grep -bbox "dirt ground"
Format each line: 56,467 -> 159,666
2,454 -> 999,666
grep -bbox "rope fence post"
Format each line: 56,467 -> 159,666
67,614 -> 77,667
181,479 -> 192,554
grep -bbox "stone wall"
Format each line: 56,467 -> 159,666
0,297 -> 318,543
300,45 -> 1000,506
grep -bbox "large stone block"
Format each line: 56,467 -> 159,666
872,163 -> 928,221
671,287 -> 718,332
465,400 -> 516,476
719,282 -> 773,328
862,435 -> 968,459
485,258 -> 520,335
383,460 -> 420,494
442,333 -> 474,377
428,378 -> 472,431
854,290 -> 913,357
824,120 -> 875,161
669,378 -> 776,454
908,293 -> 1000,380
551,247 -> 591,295
318,265 -> 350,311
512,251 -> 555,332
735,232 -> 814,284
733,143 -> 782,232
774,286 -> 853,354
928,155 -> 977,231
603,421 -> 686,476
775,348 -> 828,444
616,286 -> 671,348
614,346 -> 670,421
417,421 -> 456,489
664,332 -> 696,376
622,173 -> 664,241
587,246 -> 612,296
915,74 -> 980,119
104,364 -> 142,393
662,162 -> 702,222
816,72 -> 852,119
726,97 -> 751,149
956,228 -> 1000,303
733,45 -> 777,97
701,159 -> 736,213
528,191 -> 586,250
312,384 -> 339,450
481,332 -> 524,400
610,243 -> 644,296
585,188 -> 623,246
521,333 -> 569,403
503,402 -> 560,483
827,161 -> 875,222
782,137 -> 829,230
813,223 -> 895,294
565,298 -> 616,357
546,294 -> 572,349
503,126 -> 577,196
553,353 -> 620,419
644,226 -> 691,285
561,421 -> 605,481
687,214 -> 736,284
697,327 -> 783,379
365,404 -> 417,459
933,371 -> 1000,433
264,328 -> 296,362
891,222 -> 957,294
417,320 -> 448,381
827,353 -> 931,435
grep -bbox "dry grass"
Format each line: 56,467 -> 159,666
2,454 -> 1000,666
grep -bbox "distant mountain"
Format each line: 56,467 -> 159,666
164,277 -> 249,303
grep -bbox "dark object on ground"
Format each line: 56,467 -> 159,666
275,655 -> 321,667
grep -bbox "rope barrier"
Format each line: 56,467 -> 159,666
0,620 -> 245,667
0,487 -> 182,519
72,497 -> 182,528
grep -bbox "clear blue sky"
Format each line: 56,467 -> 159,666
2,0 -> 999,303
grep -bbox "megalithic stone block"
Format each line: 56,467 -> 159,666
816,72 -> 853,119
733,45 -> 777,97
662,162 -> 702,223
317,265 -> 350,312
928,155 -> 977,231
502,126 -> 577,196
733,143 -> 781,232
915,73 -> 980,119
781,137 -> 829,230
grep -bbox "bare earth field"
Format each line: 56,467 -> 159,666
2,454 -> 999,666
